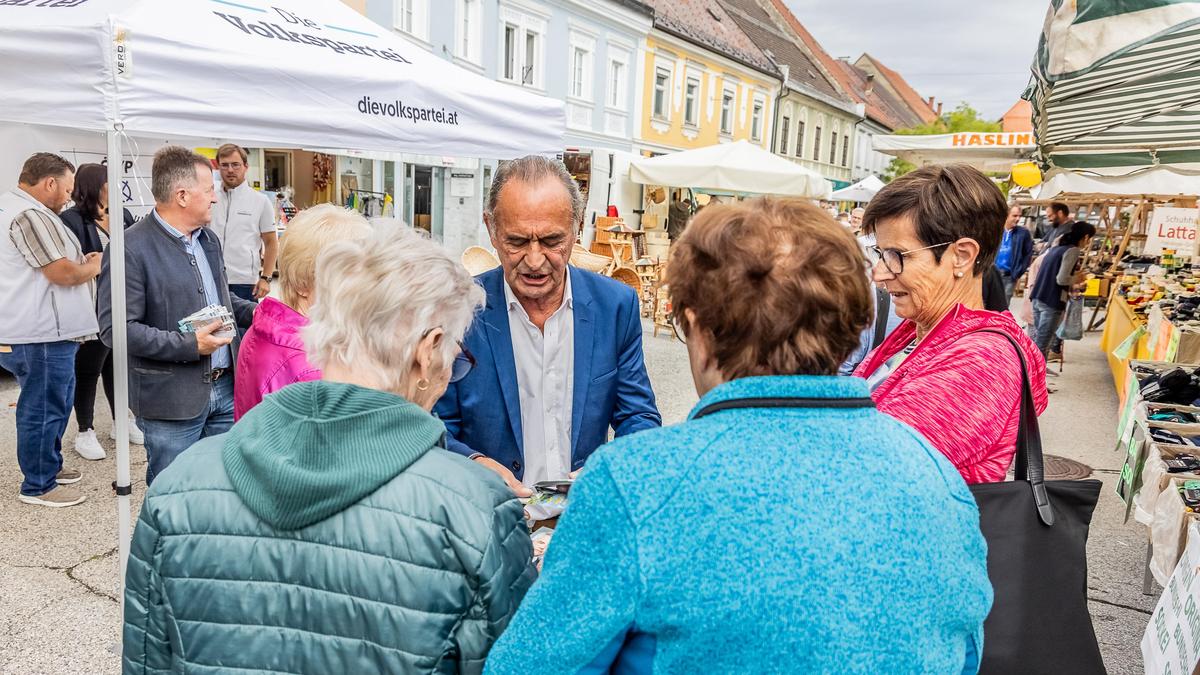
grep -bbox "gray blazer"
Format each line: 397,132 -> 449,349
98,214 -> 256,421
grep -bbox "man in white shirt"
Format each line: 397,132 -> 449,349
434,156 -> 661,495
211,144 -> 278,302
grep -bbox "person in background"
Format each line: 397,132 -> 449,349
0,154 -> 101,507
836,211 -> 851,227
485,199 -> 991,674
60,163 -> 144,459
994,203 -> 1035,306
211,143 -> 278,301
850,206 -> 865,234
97,146 -> 256,485
123,228 -> 534,673
434,155 -> 660,496
1040,201 -> 1072,249
234,204 -> 371,419
1029,221 -> 1096,358
854,164 -> 1048,484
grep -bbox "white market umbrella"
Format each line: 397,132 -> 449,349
0,0 -> 564,604
628,140 -> 832,199
830,175 -> 884,203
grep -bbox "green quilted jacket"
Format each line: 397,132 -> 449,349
122,381 -> 536,674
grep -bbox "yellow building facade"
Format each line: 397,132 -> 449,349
636,30 -> 779,155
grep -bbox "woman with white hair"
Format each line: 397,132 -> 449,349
123,228 -> 536,673
234,204 -> 371,419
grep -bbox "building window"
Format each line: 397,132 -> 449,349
751,99 -> 764,141
653,67 -> 671,120
523,31 -> 538,85
812,125 -> 822,161
830,131 -> 838,164
841,135 -> 850,167
456,0 -> 481,64
779,116 -> 791,155
396,0 -> 428,41
503,25 -> 517,80
684,76 -> 700,127
499,9 -> 545,90
607,57 -> 627,109
571,47 -> 587,98
720,88 -> 734,134
795,120 -> 805,157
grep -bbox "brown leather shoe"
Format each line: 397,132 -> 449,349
19,485 -> 86,507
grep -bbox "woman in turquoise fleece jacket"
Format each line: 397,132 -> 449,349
123,229 -> 535,674
486,199 -> 992,674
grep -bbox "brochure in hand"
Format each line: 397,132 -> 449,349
178,304 -> 236,339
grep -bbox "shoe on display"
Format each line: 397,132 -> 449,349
74,429 -> 106,461
18,485 -> 86,508
56,468 -> 82,485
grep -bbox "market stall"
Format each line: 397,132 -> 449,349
628,140 -> 832,199
0,0 -> 563,600
872,131 -> 1036,172
830,175 -> 883,204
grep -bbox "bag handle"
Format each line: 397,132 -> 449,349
873,288 -> 892,350
693,395 -> 875,420
977,329 -> 1055,527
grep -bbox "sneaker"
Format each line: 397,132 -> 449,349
74,429 -> 106,461
19,485 -> 86,508
110,414 -> 145,446
56,468 -> 82,485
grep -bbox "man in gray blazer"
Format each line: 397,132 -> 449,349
98,146 -> 255,484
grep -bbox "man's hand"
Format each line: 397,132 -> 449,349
253,278 -> 271,300
195,320 -> 233,356
472,456 -> 534,497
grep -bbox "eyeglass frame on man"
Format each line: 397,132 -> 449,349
867,241 -> 954,276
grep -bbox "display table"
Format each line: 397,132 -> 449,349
1101,291 -> 1150,395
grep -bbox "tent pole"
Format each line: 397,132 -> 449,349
107,127 -> 133,610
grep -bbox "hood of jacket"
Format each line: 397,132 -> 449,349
222,380 -> 446,530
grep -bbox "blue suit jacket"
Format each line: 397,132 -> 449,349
434,266 -> 661,481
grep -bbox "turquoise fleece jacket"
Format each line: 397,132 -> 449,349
486,375 -> 992,674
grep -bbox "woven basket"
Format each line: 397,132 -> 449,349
461,246 -> 500,276
609,266 -> 641,291
571,245 -> 611,273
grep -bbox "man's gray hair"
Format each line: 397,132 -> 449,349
151,145 -> 211,204
485,155 -> 583,229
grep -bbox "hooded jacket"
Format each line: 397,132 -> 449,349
122,380 -> 536,674
234,296 -> 320,420
854,304 -> 1049,484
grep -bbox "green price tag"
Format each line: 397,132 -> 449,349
1114,325 -> 1147,361
1168,328 -> 1182,362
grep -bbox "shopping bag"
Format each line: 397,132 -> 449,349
1057,297 -> 1084,341
972,330 -> 1105,674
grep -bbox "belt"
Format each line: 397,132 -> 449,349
205,368 -> 227,383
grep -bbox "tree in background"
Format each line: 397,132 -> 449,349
883,103 -> 1002,182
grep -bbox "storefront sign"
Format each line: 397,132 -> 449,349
1145,207 -> 1200,256
1142,521 -> 1200,675
450,173 -> 474,198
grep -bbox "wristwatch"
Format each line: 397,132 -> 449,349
259,275 -> 271,282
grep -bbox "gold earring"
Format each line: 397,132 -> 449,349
416,378 -> 430,391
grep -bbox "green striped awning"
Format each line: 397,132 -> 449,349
1026,0 -> 1200,170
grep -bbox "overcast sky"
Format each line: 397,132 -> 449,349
785,0 -> 1049,121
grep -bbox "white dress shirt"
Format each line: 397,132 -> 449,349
211,181 -> 275,285
504,274 -> 575,487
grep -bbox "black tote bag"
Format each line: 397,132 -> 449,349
971,330 -> 1105,674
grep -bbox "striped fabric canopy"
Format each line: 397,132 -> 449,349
1026,0 -> 1200,172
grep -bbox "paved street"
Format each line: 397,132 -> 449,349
0,321 -> 1152,673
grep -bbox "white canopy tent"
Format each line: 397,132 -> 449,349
0,0 -> 563,601
628,140 -> 832,199
830,175 -> 884,203
873,131 -> 1036,172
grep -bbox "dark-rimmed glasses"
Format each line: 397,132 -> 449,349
867,242 -> 953,275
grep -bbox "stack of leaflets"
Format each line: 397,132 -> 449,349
178,304 -> 235,339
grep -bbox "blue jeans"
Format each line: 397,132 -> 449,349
0,342 -> 79,496
137,375 -> 234,485
1032,299 -> 1065,357
999,270 -> 1016,308
229,284 -> 256,302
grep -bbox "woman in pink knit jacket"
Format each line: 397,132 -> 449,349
853,164 -> 1048,484
233,204 -> 371,419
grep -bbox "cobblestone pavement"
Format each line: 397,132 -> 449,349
0,322 -> 1150,673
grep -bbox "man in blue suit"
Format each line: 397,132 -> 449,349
434,156 -> 660,495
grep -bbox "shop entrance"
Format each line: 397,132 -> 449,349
405,164 -> 443,236
263,151 -> 291,193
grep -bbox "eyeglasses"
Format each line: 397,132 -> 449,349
671,312 -> 687,345
867,242 -> 953,275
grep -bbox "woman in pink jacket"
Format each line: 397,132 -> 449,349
853,164 -> 1048,484
234,204 -> 371,419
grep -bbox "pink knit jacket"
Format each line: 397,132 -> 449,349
233,297 -> 321,420
853,305 -> 1049,484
